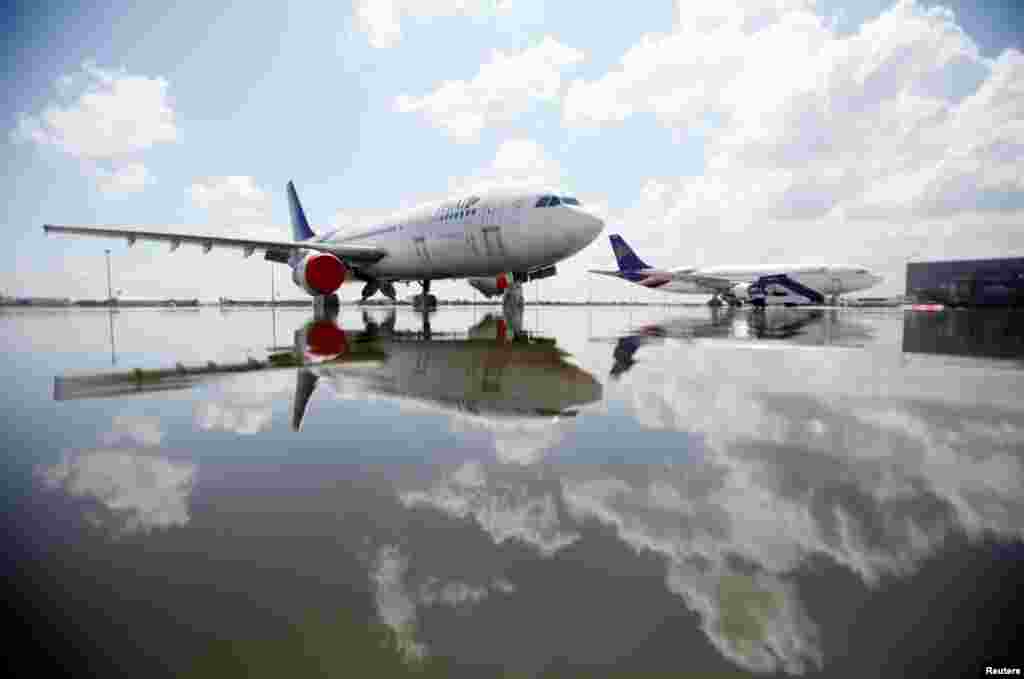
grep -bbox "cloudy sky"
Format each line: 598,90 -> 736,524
4,0 -> 1022,301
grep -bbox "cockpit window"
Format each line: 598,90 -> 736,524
535,194 -> 575,207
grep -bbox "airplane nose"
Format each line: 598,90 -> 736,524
579,213 -> 604,246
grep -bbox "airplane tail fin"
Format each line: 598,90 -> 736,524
609,234 -> 651,271
287,181 -> 316,241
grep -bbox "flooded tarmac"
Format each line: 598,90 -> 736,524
3,305 -> 1023,678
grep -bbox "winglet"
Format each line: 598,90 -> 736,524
287,181 -> 315,242
609,234 -> 652,271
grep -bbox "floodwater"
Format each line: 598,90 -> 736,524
2,304 -> 1023,678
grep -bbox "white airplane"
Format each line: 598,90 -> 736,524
43,184 -> 604,307
590,234 -> 883,306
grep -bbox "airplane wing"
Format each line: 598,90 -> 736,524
43,224 -> 387,263
588,269 -> 624,278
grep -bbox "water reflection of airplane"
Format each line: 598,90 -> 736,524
599,308 -> 875,378
54,309 -> 602,431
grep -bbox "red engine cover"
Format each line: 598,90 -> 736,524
496,273 -> 508,290
304,254 -> 347,295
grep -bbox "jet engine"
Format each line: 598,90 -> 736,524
292,252 -> 349,296
467,273 -> 510,298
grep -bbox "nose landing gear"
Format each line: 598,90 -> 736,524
505,274 -> 528,313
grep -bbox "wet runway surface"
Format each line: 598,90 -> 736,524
3,305 -> 1023,678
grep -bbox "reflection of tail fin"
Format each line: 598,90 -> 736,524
287,181 -> 315,242
610,336 -> 644,379
609,234 -> 651,271
292,369 -> 318,431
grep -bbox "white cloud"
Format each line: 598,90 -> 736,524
189,175 -> 273,224
562,1 -> 1024,294
38,449 -> 196,534
449,138 -> 564,194
354,0 -> 511,49
13,63 -> 178,193
195,370 -> 296,434
395,37 -> 585,142
101,414 -> 164,447
372,545 -> 428,659
402,461 -> 579,555
331,138 -> 570,233
96,162 -> 150,194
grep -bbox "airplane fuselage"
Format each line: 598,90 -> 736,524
628,264 -> 882,298
317,190 -> 603,282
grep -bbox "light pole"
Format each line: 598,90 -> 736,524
104,249 -> 113,302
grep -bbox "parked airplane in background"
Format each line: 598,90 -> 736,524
44,185 -> 603,308
590,235 -> 883,306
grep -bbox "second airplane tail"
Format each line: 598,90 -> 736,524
609,234 -> 652,272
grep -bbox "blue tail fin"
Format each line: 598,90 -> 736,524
609,234 -> 651,271
287,181 -> 315,241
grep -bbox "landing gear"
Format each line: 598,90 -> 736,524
360,280 -> 398,303
504,304 -> 525,339
503,279 -> 525,313
413,279 -> 437,310
360,281 -> 380,302
313,293 -> 340,320
708,295 -> 724,308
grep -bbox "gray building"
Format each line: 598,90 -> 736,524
906,257 -> 1024,307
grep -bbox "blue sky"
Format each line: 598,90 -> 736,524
4,0 -> 1023,301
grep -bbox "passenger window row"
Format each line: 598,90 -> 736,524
436,196 -> 481,222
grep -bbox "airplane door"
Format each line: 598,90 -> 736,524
413,236 -> 431,265
507,199 -> 523,226
475,204 -> 506,267
832,277 -> 842,295
481,226 -> 506,259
